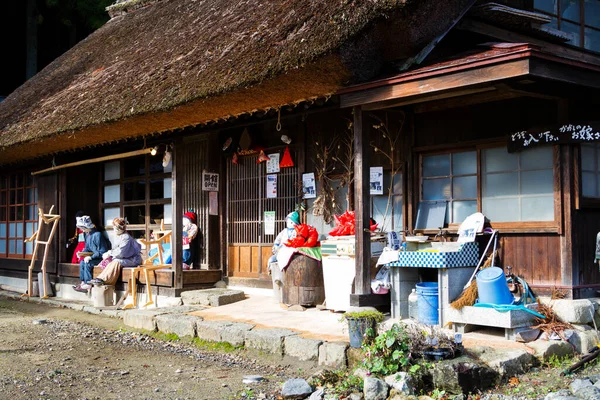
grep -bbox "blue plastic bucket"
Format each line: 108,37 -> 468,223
416,282 -> 439,325
476,267 -> 514,305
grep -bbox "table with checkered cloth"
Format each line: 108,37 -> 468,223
385,242 -> 479,268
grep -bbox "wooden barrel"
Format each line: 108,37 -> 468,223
282,254 -> 325,306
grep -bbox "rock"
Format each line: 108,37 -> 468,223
573,386 -> 600,400
175,369 -> 183,373
284,336 -> 322,361
348,393 -> 364,400
384,372 -> 413,395
571,378 -> 593,394
281,378 -> 313,399
363,377 -> 389,400
516,329 -> 541,343
432,357 -> 498,395
545,389 -> 577,400
123,308 -> 170,332
245,328 -> 298,355
32,319 -> 47,325
181,288 -> 245,306
309,388 -> 325,400
469,346 -> 534,378
155,313 -> 202,338
353,368 -> 371,380
318,342 -> 348,369
214,280 -> 227,288
288,305 -> 306,312
242,375 -> 264,384
551,299 -> 595,324
567,326 -> 600,354
527,340 -> 574,361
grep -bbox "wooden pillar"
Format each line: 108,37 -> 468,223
173,138 -> 184,289
560,145 -> 576,297
353,106 -> 371,295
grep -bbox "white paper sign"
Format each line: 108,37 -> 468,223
264,211 -> 275,235
370,167 -> 383,195
266,153 -> 280,173
266,174 -> 277,198
302,173 -> 316,199
202,172 -> 219,191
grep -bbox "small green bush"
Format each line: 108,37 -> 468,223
362,323 -> 411,376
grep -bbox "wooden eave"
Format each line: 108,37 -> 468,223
340,44 -> 600,111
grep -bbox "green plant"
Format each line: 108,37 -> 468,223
191,337 -> 240,352
362,323 -> 411,376
340,310 -> 385,324
429,388 -> 447,400
309,369 -> 363,397
544,354 -> 572,368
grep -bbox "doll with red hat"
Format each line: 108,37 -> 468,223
183,210 -> 198,270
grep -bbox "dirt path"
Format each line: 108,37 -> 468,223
0,298 -> 315,400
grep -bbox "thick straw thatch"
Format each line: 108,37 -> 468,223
0,0 -> 474,164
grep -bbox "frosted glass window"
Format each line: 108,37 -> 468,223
372,196 -> 388,231
16,224 -> 23,237
423,154 -> 450,177
582,144 -> 600,198
521,170 -> 554,195
453,176 -> 477,199
163,204 -> 173,224
561,0 -> 580,22
104,185 -> 120,203
26,205 -> 36,220
9,223 -> 16,237
534,0 -> 557,13
521,147 -> 553,170
0,240 -> 5,253
104,161 -> 120,181
25,241 -> 33,255
104,207 -> 121,226
8,240 -> 15,254
16,240 -> 23,254
452,201 -> 477,224
0,223 -> 5,236
452,152 -> 477,175
393,196 -> 403,231
423,178 -> 451,200
482,147 -> 554,221
483,148 -> 518,173
370,172 -> 402,231
164,178 -> 172,199
484,173 -> 518,198
522,196 -> 555,221
483,198 -> 520,222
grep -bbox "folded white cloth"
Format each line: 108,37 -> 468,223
376,248 -> 399,266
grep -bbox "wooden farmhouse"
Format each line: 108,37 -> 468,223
1,0 -> 600,303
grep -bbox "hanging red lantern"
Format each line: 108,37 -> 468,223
256,150 -> 270,164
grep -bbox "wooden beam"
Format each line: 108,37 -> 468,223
364,86 -> 496,111
560,145 -> 576,295
31,148 -> 153,176
341,59 -> 531,109
529,58 -> 600,89
413,88 -> 521,113
352,106 -> 371,296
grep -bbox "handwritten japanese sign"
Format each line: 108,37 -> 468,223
202,172 -> 219,191
508,122 -> 600,152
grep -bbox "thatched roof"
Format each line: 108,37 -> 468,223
0,0 -> 474,165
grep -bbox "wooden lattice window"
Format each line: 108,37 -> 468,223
0,172 -> 38,258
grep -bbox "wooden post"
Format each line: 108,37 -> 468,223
353,106 -> 371,296
173,139 -> 184,290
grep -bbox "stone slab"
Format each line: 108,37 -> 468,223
123,308 -> 171,331
220,322 -> 254,347
447,304 -> 539,329
469,346 -> 534,377
318,341 -> 348,369
245,328 -> 299,355
551,299 -> 595,325
284,336 -> 323,361
195,320 -> 254,347
526,340 -> 575,361
181,288 -> 245,307
155,313 -> 203,338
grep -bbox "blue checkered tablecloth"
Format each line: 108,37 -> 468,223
385,242 -> 479,268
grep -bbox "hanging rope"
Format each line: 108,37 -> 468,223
276,109 -> 282,132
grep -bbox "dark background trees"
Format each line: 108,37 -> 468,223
1,0 -> 113,99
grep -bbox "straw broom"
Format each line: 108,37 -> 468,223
450,251 -> 496,309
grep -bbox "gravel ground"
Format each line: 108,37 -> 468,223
0,298 -> 317,400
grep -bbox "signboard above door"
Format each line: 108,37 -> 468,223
508,122 -> 600,152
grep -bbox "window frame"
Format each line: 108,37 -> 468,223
100,155 -> 172,244
0,171 -> 38,259
416,143 -> 561,234
533,0 -> 600,52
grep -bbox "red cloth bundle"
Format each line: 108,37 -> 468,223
286,224 -> 320,248
329,211 -> 378,236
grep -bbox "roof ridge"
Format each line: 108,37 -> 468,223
106,0 -> 164,18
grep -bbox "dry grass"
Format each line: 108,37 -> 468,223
450,250 -> 497,310
530,300 -> 574,340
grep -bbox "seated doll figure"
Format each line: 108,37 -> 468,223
182,211 -> 198,270
268,211 -> 300,264
73,216 -> 110,292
